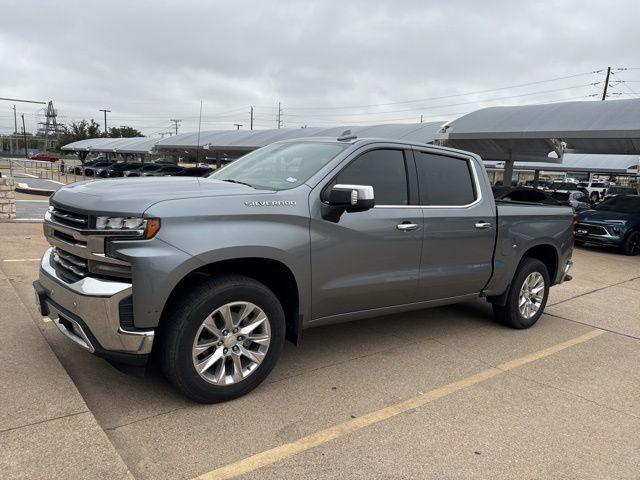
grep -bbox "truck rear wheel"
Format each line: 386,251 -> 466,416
492,258 -> 550,329
159,275 -> 285,403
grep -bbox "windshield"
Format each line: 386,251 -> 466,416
595,196 -> 640,213
210,142 -> 349,190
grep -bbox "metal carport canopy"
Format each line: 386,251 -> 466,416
483,153 -> 640,175
435,98 -> 640,162
154,122 -> 445,154
61,137 -> 161,154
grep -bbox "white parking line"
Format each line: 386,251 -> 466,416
2,259 -> 41,262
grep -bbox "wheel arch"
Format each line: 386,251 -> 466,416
521,243 -> 559,283
159,257 -> 302,345
487,242 -> 559,307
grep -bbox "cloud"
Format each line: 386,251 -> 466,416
1,0 -> 638,135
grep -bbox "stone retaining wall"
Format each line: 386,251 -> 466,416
0,177 -> 17,220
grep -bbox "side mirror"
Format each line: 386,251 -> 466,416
327,184 -> 375,212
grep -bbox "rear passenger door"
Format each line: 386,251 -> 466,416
413,149 -> 495,301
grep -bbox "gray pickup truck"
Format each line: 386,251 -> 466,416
34,136 -> 574,402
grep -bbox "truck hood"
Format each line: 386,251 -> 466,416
51,177 -> 272,215
579,209 -> 635,224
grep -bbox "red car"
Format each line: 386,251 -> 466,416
29,152 -> 59,162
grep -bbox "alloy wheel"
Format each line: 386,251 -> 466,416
518,272 -> 545,319
192,302 -> 271,385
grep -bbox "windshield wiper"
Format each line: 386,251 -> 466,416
222,179 -> 255,188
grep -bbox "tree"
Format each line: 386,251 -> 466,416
56,119 -> 102,152
108,126 -> 143,138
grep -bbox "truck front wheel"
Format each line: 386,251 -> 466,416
160,275 -> 285,403
492,258 -> 550,329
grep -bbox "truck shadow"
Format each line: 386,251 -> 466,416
57,298 -> 505,430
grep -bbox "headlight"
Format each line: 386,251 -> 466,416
96,216 -> 161,239
96,216 -> 145,230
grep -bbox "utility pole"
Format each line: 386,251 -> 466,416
234,123 -> 243,130
420,114 -> 423,123
602,67 -> 611,101
13,105 -> 17,133
250,106 -> 254,130
277,102 -> 282,129
21,114 -> 28,158
170,119 -> 181,136
99,109 -> 111,135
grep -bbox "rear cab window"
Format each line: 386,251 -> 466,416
414,152 -> 476,206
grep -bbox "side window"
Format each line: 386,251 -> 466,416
335,149 -> 408,205
415,152 -> 476,206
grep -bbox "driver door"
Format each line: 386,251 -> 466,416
309,147 -> 423,320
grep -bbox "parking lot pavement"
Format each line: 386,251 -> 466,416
0,239 -> 134,479
15,199 -> 49,220
1,222 -> 639,480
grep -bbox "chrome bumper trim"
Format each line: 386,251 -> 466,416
38,247 -> 154,354
52,316 -> 95,353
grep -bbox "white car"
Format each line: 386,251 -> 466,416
577,180 -> 609,203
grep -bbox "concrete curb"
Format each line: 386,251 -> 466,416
15,182 -> 54,197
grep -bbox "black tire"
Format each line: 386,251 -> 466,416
621,231 -> 640,256
492,258 -> 550,329
159,275 -> 285,403
574,240 -> 585,247
590,192 -> 599,203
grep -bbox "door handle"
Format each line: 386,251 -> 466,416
397,222 -> 419,231
475,221 -> 492,229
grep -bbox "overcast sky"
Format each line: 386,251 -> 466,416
1,0 -> 639,137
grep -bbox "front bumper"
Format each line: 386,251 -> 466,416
575,223 -> 623,247
575,233 -> 622,246
34,247 -> 154,365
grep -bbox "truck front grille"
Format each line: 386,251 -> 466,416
52,247 -> 88,282
50,206 -> 89,228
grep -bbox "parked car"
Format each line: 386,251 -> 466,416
107,162 -> 141,177
29,152 -> 59,162
72,161 -> 96,175
87,161 -> 115,178
575,195 -> 640,255
493,187 -> 560,205
173,167 -> 214,177
142,165 -> 185,177
122,164 -> 147,177
577,180 -> 609,203
35,136 -> 574,402
524,179 -> 552,189
493,180 -> 517,187
136,164 -> 163,176
546,181 -> 581,193
603,186 -> 638,200
550,191 -> 591,211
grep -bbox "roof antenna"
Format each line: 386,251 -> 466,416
338,129 -> 357,141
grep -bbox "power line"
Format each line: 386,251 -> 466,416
610,71 -> 639,98
282,83 -> 599,119
283,70 -> 602,111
